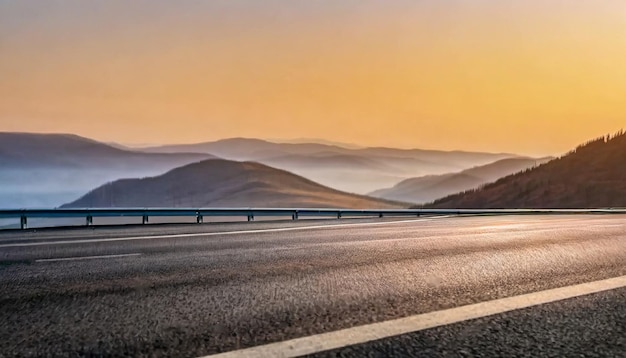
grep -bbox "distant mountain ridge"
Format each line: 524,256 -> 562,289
426,131 -> 626,208
0,132 -> 212,169
141,137 -> 515,162
0,132 -> 214,208
267,138 -> 364,149
370,157 -> 553,204
0,132 -> 525,208
140,138 -> 520,193
63,159 -> 405,209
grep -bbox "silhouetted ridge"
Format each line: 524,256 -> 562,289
425,130 -> 626,208
371,157 -> 550,204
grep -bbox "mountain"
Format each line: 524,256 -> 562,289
426,131 -> 626,208
63,159 -> 404,208
370,157 -> 552,204
268,138 -> 364,149
141,138 -> 519,193
141,138 -> 515,164
0,132 -> 212,169
0,132 -> 214,208
255,153 -> 414,194
140,138 -> 345,160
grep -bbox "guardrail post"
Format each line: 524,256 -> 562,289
20,215 -> 27,230
86,215 -> 93,226
196,213 -> 203,224
292,211 -> 299,220
337,211 -> 342,219
379,212 -> 383,218
142,215 -> 149,224
247,214 -> 254,221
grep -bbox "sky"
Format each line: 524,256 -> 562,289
1,0 -> 625,156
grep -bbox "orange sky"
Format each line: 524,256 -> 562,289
1,1 -> 625,155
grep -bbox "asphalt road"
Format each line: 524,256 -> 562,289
1,215 -> 626,357
310,286 -> 626,358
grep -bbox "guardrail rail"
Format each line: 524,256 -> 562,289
1,208 -> 625,230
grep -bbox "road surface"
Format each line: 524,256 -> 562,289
1,215 -> 625,357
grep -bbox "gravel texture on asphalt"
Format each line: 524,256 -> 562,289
310,287 -> 626,358
1,215 -> 625,357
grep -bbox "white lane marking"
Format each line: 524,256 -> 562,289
35,253 -> 142,263
202,274 -> 626,358
0,217 -> 451,248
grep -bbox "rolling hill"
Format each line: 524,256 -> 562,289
269,138 -> 364,149
63,159 -> 404,208
0,132 -> 212,169
141,138 -> 519,193
141,138 -> 515,164
256,152 -> 429,194
426,131 -> 626,208
0,132 -> 213,207
371,157 -> 552,204
140,138 -> 334,160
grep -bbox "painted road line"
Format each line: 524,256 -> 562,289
35,253 -> 142,263
0,217 -> 451,248
202,274 -> 626,358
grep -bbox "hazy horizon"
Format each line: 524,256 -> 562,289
0,130 -> 581,157
2,1 -> 625,157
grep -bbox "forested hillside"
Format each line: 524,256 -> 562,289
427,131 -> 626,208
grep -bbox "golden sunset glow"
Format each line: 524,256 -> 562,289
1,1 -> 625,155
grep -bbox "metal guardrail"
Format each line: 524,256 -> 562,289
0,208 -> 625,230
